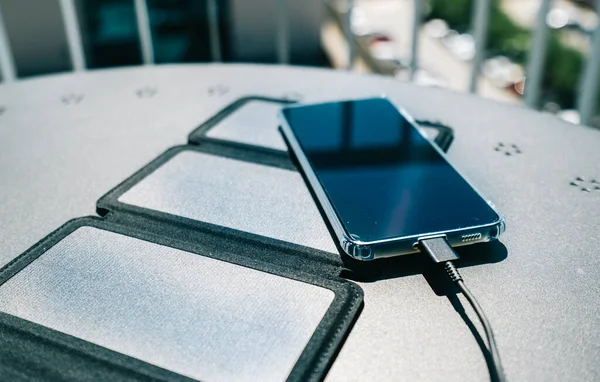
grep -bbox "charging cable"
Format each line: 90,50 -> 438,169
419,237 -> 506,382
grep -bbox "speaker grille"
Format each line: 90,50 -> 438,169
461,233 -> 482,242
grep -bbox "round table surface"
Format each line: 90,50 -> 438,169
1,64 -> 599,381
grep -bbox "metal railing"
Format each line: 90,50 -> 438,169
0,0 -> 599,125
0,4 -> 15,81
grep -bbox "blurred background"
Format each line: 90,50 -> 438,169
1,0 -> 600,127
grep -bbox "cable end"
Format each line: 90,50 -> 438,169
419,237 -> 503,382
418,236 -> 460,263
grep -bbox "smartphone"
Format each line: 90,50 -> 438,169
278,97 -> 505,261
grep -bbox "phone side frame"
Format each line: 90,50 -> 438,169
278,100 -> 505,261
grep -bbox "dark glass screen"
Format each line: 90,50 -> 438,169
283,98 -> 500,242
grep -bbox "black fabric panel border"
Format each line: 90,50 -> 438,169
96,144 -> 343,274
0,217 -> 363,382
415,119 -> 455,153
188,95 -> 296,156
0,311 -> 195,382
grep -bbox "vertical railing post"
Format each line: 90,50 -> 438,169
343,0 -> 354,70
276,0 -> 289,64
134,0 -> 154,64
409,0 -> 423,80
207,0 -> 222,62
524,0 -> 551,108
59,0 -> 86,71
0,4 -> 16,82
469,0 -> 491,93
577,0 -> 600,126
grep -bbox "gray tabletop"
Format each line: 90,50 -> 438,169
1,64 -> 599,381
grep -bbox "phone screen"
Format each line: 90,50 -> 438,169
282,98 -> 500,243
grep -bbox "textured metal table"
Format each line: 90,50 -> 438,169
1,64 -> 599,381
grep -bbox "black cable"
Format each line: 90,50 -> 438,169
450,263 -> 505,382
419,237 -> 506,382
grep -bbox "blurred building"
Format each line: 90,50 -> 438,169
0,0 -> 326,78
